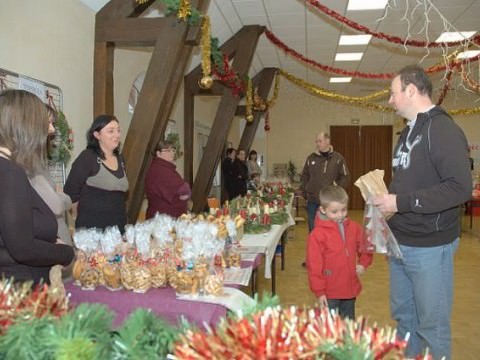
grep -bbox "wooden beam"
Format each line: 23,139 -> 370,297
184,85 -> 195,186
191,25 -> 265,212
95,18 -> 168,45
184,25 -> 266,94
122,0 -> 210,222
96,0 -> 155,21
93,41 -> 114,117
238,68 -> 278,152
122,20 -> 187,223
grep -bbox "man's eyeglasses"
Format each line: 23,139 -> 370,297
162,148 -> 176,153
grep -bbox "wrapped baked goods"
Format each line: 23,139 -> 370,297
131,266 -> 152,293
80,267 -> 101,290
102,262 -> 122,290
204,272 -> 224,296
226,249 -> 241,268
148,260 -> 167,288
72,250 -> 87,285
175,270 -> 196,295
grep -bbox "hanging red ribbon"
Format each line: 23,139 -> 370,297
265,30 -> 480,80
306,0 -> 480,48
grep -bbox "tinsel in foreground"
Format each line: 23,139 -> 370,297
0,278 -> 69,335
172,305 -> 431,360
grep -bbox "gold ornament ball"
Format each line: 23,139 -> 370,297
198,76 -> 214,89
246,114 -> 254,122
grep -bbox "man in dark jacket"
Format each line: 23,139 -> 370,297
374,65 -> 472,360
300,132 -> 350,232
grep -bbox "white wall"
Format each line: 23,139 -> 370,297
0,0 -> 95,165
2,0 -> 477,182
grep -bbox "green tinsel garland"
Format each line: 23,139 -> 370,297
48,111 -> 73,164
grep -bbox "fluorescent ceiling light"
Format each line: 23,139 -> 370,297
456,50 -> 480,59
335,52 -> 363,61
347,0 -> 388,10
339,35 -> 372,45
330,77 -> 352,83
435,31 -> 476,43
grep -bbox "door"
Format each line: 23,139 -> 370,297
330,125 -> 392,209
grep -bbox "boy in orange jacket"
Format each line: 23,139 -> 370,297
306,185 -> 373,319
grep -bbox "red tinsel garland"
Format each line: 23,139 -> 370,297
306,0 -> 480,48
212,55 -> 246,97
265,30 -> 480,80
436,68 -> 455,105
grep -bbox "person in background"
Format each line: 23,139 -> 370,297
64,115 -> 128,233
222,147 -> 236,201
0,89 -> 74,284
247,150 -> 262,182
145,140 -> 191,219
300,132 -> 350,267
230,148 -> 249,199
300,132 -> 350,233
373,65 -> 472,359
29,105 -> 72,247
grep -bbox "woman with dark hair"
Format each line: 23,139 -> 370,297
247,149 -> 262,189
64,115 -> 128,233
144,139 -> 191,219
0,89 -> 74,284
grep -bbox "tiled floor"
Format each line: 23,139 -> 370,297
256,209 -> 480,359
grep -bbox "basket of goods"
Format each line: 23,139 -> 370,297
72,228 -> 104,290
99,226 -> 124,290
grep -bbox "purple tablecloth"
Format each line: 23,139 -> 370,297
66,282 -> 227,328
65,255 -> 262,328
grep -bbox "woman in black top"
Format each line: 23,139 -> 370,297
0,90 -> 74,284
64,115 -> 129,233
230,149 -> 249,199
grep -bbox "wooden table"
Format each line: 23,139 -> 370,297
465,197 -> 480,228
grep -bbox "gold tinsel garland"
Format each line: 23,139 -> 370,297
279,69 -> 394,113
266,71 -> 280,108
245,77 -> 254,122
177,0 -> 192,21
198,16 -> 213,89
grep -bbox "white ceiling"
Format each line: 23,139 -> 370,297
79,0 -> 480,97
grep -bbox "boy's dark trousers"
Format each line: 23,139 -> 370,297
327,298 -> 356,319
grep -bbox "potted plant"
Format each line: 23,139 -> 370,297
287,160 -> 297,183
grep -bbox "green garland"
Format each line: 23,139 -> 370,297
48,111 -> 74,164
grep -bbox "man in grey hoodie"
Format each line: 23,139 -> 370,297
374,65 -> 472,360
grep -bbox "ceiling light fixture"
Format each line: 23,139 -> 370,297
435,31 -> 476,43
330,77 -> 352,83
339,35 -> 372,45
347,0 -> 388,11
335,52 -> 363,61
456,50 -> 480,59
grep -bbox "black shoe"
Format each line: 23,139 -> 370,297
301,261 -> 306,267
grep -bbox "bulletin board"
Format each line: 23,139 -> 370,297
0,68 -> 66,186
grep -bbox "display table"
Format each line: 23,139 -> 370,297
465,196 -> 480,228
66,257 -> 263,327
66,283 -> 227,328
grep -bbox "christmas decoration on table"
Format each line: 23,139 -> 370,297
0,278 -> 70,336
48,110 -> 74,164
111,308 -> 179,359
354,170 -> 402,258
172,305 -> 418,360
0,303 -> 113,360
